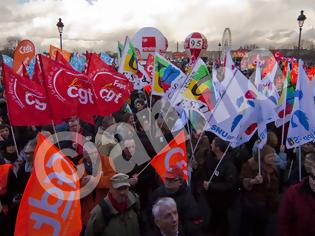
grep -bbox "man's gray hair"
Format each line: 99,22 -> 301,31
152,197 -> 177,219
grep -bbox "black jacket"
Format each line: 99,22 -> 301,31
202,152 -> 239,209
148,183 -> 203,236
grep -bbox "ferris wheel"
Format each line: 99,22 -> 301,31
221,28 -> 232,60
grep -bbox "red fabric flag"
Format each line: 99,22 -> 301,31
84,51 -> 91,74
32,56 -> 45,87
273,51 -> 284,62
150,131 -> 188,182
87,53 -> 132,116
39,54 -> 96,124
306,66 -> 315,81
145,53 -> 154,79
2,64 -> 51,126
22,63 -> 31,80
55,51 -> 73,70
14,133 -> 82,236
49,45 -> 71,62
0,164 -> 12,195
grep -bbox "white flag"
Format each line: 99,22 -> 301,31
286,60 -> 315,148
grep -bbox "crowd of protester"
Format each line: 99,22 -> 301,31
0,76 -> 315,236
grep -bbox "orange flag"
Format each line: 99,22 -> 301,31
150,131 -> 188,182
14,133 -> 82,236
49,45 -> 71,62
12,39 -> 35,76
0,164 -> 12,195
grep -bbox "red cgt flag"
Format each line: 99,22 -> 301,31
150,131 -> 188,182
2,64 -> 51,126
87,53 -> 132,116
14,133 -> 82,236
39,54 -> 96,124
55,51 -> 73,70
32,56 -> 45,87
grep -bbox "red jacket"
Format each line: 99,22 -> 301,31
277,177 -> 315,236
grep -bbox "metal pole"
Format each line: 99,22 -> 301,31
60,33 -> 63,50
298,27 -> 302,52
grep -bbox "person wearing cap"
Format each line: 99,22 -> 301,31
148,165 -> 203,236
277,152 -> 315,236
85,173 -> 140,236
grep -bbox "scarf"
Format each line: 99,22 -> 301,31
108,192 -> 128,214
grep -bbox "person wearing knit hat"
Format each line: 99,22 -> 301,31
240,144 -> 279,236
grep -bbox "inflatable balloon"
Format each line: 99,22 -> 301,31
132,27 -> 168,60
184,32 -> 208,65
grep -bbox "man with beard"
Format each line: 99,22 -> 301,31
85,173 -> 141,236
277,152 -> 315,236
148,165 -> 204,235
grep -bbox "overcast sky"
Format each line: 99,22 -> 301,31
0,0 -> 314,52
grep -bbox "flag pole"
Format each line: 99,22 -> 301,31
136,160 -> 151,177
208,143 -> 231,183
51,120 -> 61,150
149,90 -> 153,137
287,158 -> 294,179
298,146 -> 302,182
281,64 -> 289,146
193,70 -> 237,155
10,125 -> 20,157
187,110 -> 196,163
280,101 -> 287,147
159,66 -> 194,130
258,148 -> 261,175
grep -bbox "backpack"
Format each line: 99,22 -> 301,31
98,191 -> 141,228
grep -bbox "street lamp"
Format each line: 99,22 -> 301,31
297,10 -> 306,52
218,42 -> 222,60
56,18 -> 64,50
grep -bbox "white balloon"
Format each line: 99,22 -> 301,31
132,27 -> 168,60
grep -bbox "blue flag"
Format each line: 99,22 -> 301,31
2,55 -> 13,68
26,57 -> 36,78
100,52 -> 113,66
69,53 -> 86,72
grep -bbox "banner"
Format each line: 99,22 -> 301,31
55,51 -> 73,70
69,53 -> 86,72
152,53 -> 186,99
39,55 -> 96,124
118,37 -> 138,75
100,52 -> 114,66
14,133 -> 81,236
286,60 -> 315,148
275,64 -> 295,127
32,56 -> 45,87
87,53 -> 132,116
49,45 -> 71,62
2,55 -> 13,68
12,40 -> 35,76
151,131 -> 188,182
0,164 -> 12,195
2,64 -> 51,126
179,58 -> 216,111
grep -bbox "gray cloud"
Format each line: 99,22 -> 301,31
0,0 -> 314,52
